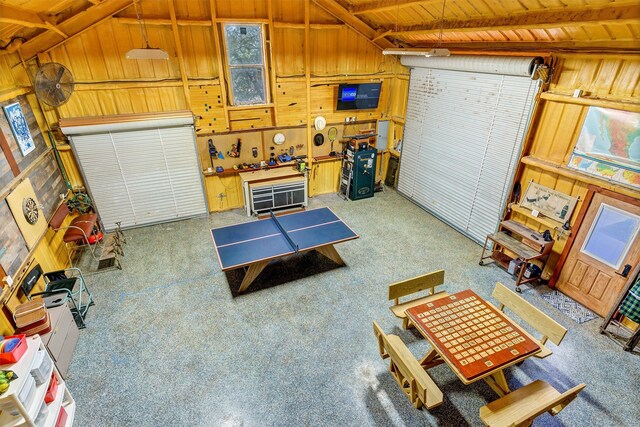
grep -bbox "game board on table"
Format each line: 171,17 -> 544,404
406,290 -> 540,380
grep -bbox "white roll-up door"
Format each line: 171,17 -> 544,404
397,56 -> 540,243
62,114 -> 207,232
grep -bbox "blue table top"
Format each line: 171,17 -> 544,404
211,207 -> 358,270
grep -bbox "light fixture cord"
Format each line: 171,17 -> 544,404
394,0 -> 399,46
437,0 -> 447,47
134,0 -> 151,48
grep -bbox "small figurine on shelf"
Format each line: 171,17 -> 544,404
228,138 -> 242,158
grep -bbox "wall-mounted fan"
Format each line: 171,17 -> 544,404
34,62 -> 75,107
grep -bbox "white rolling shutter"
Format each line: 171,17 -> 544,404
72,133 -> 137,229
397,56 -> 540,243
64,115 -> 207,232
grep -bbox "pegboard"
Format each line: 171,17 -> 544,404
191,85 -> 228,134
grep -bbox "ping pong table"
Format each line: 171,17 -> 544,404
211,207 -> 359,293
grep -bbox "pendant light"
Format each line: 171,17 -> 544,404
125,0 -> 169,60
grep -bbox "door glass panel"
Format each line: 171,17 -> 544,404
581,203 -> 640,269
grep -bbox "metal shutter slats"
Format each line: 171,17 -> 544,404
398,63 -> 539,243
70,123 -> 207,232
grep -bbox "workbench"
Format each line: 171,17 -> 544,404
239,167 -> 307,216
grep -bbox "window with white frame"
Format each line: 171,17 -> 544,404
222,24 -> 268,105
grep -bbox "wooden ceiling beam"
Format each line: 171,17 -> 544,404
311,0 -> 395,49
422,40 -> 640,52
43,21 -> 68,39
115,17 -> 345,30
116,17 -> 212,26
385,3 -> 640,35
19,0 -> 134,60
0,4 -> 53,30
351,0 -> 438,15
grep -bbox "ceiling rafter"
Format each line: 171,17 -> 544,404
383,3 -> 640,36
311,0 -> 395,49
0,4 -> 58,32
19,0 -> 134,60
437,40 -> 640,52
350,0 -> 439,15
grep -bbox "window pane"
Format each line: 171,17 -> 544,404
230,68 -> 266,105
581,204 -> 640,268
224,24 -> 263,65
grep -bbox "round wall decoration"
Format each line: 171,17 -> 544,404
22,197 -> 39,225
273,132 -> 286,145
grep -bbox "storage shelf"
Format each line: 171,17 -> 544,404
0,336 -> 75,427
0,350 -> 54,427
509,204 -> 570,236
487,232 -> 541,260
43,382 -> 66,427
62,400 -> 75,427
480,220 -> 554,291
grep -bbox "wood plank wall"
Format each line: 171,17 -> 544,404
0,60 -> 73,334
512,53 -> 640,277
3,5 -> 637,298
22,0 -> 407,209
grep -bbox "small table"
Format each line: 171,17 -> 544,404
406,290 -> 540,396
211,207 -> 358,293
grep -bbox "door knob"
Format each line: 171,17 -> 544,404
617,264 -> 632,278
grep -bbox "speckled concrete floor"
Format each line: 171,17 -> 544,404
67,189 -> 638,426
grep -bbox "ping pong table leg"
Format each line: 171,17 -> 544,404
483,370 -> 511,397
238,260 -> 270,293
315,244 -> 345,265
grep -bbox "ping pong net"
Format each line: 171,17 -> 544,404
270,210 -> 299,252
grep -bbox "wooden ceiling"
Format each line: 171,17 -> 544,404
339,0 -> 640,52
0,0 -> 638,58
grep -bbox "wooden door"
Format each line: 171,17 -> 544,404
557,192 -> 640,316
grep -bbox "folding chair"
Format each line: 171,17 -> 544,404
21,264 -> 94,329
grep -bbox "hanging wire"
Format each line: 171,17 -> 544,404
133,0 -> 151,48
436,0 -> 447,47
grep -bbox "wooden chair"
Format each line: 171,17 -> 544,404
492,282 -> 567,358
372,321 -> 443,409
49,202 -> 100,265
479,380 -> 586,427
388,270 -> 447,329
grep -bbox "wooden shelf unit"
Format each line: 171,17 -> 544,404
479,220 -> 554,292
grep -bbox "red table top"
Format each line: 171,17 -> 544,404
406,290 -> 540,381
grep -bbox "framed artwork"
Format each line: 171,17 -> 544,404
3,102 -> 35,156
520,181 -> 578,223
568,107 -> 640,189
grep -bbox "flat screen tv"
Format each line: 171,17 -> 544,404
336,83 -> 381,110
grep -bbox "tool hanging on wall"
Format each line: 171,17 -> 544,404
289,146 -> 295,155
228,138 -> 242,158
207,139 -> 218,169
328,127 -> 338,156
252,147 -> 258,158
